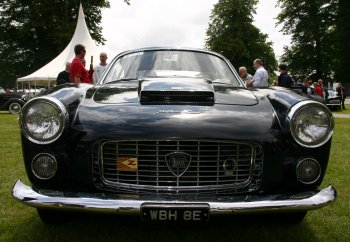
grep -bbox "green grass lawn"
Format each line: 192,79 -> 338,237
0,112 -> 349,242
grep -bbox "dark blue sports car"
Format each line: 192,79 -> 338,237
13,48 -> 336,224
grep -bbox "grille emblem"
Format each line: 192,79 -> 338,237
223,159 -> 237,176
165,152 -> 191,177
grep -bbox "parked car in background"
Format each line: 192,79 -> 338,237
13,48 -> 336,224
325,90 -> 341,110
0,92 -> 27,114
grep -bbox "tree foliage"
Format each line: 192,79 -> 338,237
0,0 -> 129,88
205,0 -> 277,77
334,0 -> 350,83
276,0 -> 338,81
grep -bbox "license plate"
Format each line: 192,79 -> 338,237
141,203 -> 209,222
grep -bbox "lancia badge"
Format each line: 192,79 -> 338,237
165,152 -> 191,177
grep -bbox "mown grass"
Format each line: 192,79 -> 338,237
0,112 -> 349,242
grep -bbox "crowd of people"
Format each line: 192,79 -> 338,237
56,44 -> 108,85
239,60 -> 294,88
238,58 -> 346,109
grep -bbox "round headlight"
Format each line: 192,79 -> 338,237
21,97 -> 68,144
289,101 -> 333,148
32,153 -> 57,179
296,158 -> 321,184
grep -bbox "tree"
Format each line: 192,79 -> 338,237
277,0 -> 338,81
205,0 -> 277,77
334,0 -> 350,83
0,0 -> 130,88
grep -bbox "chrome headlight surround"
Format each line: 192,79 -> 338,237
20,97 -> 69,145
288,101 -> 334,148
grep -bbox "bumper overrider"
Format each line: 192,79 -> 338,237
13,180 -> 336,216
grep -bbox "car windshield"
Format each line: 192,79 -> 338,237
102,50 -> 242,86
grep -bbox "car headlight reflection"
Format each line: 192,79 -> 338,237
21,97 -> 68,144
289,101 -> 333,148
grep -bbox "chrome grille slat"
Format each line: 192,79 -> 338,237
93,140 -> 263,194
102,163 -> 252,169
102,172 -> 252,178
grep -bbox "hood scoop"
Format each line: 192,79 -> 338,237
139,78 -> 215,105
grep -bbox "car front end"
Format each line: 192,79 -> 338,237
13,48 -> 336,223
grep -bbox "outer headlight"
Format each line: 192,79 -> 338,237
288,101 -> 334,148
20,97 -> 68,144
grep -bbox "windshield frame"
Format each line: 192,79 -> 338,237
98,48 -> 245,87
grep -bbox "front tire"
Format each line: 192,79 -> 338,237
36,209 -> 70,224
8,102 -> 22,114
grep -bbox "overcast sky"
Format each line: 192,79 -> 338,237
101,0 -> 291,60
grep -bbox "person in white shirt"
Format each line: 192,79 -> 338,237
93,52 -> 108,84
252,59 -> 269,87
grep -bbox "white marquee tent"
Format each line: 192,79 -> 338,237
17,4 -> 101,87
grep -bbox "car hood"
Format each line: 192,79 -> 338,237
93,78 -> 258,106
71,82 -> 278,143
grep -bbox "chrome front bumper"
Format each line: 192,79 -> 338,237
13,180 -> 336,215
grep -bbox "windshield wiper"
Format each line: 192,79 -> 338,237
207,80 -> 232,85
107,77 -> 140,84
186,77 -> 232,85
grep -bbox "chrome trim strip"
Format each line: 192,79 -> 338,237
20,96 -> 69,145
98,140 -> 259,192
12,180 -> 337,215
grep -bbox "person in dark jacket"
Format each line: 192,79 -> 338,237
336,82 -> 346,109
56,62 -> 71,85
278,64 -> 293,88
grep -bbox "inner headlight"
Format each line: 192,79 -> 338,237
289,101 -> 333,148
21,97 -> 68,144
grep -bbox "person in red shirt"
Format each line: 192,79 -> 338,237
70,44 -> 91,84
313,82 -> 323,97
81,58 -> 94,82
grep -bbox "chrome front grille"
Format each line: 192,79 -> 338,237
92,140 -> 263,194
